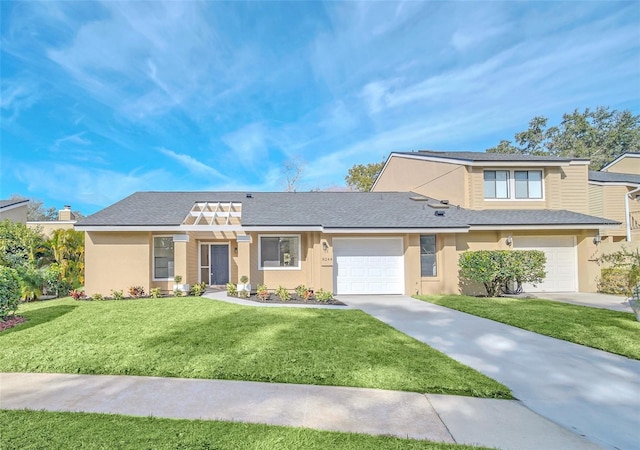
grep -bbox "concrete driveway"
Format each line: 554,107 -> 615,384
529,291 -> 632,312
338,295 -> 640,450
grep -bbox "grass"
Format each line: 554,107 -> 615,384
416,295 -> 640,360
0,297 -> 511,398
0,410 -> 488,450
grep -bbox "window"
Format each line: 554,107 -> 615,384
484,170 -> 509,199
420,235 -> 437,277
259,235 -> 300,269
154,236 -> 174,279
514,171 -> 542,199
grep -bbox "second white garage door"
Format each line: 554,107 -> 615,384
514,236 -> 577,292
333,238 -> 404,295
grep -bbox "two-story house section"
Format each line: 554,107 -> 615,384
588,153 -> 640,243
372,150 -> 618,293
372,151 -> 591,213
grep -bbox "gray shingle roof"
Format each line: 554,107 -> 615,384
76,191 -> 618,229
589,171 -> 640,185
0,199 -> 29,210
395,150 -> 584,163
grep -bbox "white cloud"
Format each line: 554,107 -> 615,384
0,77 -> 41,121
220,123 -> 270,169
53,132 -> 91,149
158,148 -> 227,180
16,163 -> 171,207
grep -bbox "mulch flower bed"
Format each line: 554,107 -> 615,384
234,294 -> 346,306
0,316 -> 26,332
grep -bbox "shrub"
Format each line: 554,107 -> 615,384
189,282 -> 206,296
0,266 -> 21,320
43,264 -> 71,298
598,268 -> 629,295
458,250 -> 546,297
238,290 -> 250,299
226,282 -> 237,297
110,289 -> 124,300
256,284 -> 269,301
174,275 -> 183,284
295,284 -> 307,298
173,289 -> 183,297
91,293 -> 104,301
275,285 -> 290,301
599,248 -> 640,296
128,286 -> 145,298
315,288 -> 333,302
240,275 -> 249,284
150,287 -> 162,298
69,289 -> 86,301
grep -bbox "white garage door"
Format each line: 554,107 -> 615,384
514,236 -> 577,292
333,238 -> 404,295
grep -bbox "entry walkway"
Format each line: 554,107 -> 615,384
338,295 -> 640,450
0,372 -> 598,449
529,291 -> 632,312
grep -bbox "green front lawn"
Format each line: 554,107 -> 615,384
416,295 -> 640,360
0,297 -> 511,398
0,410 -> 487,450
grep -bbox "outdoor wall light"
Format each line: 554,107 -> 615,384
322,241 -> 329,251
593,235 -> 602,245
234,247 -> 238,254
506,236 -> 513,247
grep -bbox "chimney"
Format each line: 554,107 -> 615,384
58,205 -> 76,221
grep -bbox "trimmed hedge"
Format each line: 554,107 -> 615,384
459,250 -> 546,297
0,266 -> 22,320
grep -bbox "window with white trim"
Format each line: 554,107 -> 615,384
484,169 -> 544,200
484,170 -> 509,199
420,235 -> 437,277
259,235 -> 300,269
514,170 -> 542,199
153,236 -> 174,279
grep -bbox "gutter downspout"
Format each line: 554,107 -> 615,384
625,186 -> 640,241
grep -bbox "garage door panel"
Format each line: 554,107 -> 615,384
514,236 -> 577,292
334,238 -> 404,295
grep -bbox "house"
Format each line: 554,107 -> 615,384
0,199 -> 29,223
588,153 -> 640,244
371,150 -> 620,293
27,205 -> 78,237
76,177 -> 617,297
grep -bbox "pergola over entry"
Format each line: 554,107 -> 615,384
183,202 -> 242,226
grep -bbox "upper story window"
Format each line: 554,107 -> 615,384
259,235 -> 301,270
484,169 -> 543,200
514,171 -> 542,199
484,170 -> 509,199
153,236 -> 174,279
420,235 -> 437,277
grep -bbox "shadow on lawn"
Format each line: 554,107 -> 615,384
1,305 -> 78,336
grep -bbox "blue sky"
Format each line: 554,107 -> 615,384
1,1 -> 639,215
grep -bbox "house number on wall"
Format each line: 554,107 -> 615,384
321,256 -> 333,266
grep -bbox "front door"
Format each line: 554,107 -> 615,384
210,245 -> 229,285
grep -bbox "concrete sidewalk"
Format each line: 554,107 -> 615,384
338,295 -> 640,450
0,372 -> 600,449
529,291 -> 632,312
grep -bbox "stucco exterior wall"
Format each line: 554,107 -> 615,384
373,157 -> 468,205
27,221 -> 76,237
85,231 -> 150,297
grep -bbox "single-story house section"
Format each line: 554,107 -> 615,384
75,191 -> 619,297
0,198 -> 29,223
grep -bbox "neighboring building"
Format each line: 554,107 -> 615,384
600,152 -> 640,175
0,199 -> 29,223
371,150 -> 619,293
27,205 -> 78,237
588,171 -> 640,243
76,186 -> 617,297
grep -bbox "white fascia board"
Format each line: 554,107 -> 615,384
241,226 -> 323,232
384,152 -> 581,168
324,227 -> 469,234
0,201 -> 29,212
76,225 -> 246,232
588,180 -> 640,188
470,223 -> 619,231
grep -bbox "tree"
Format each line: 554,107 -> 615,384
0,220 -> 48,270
487,107 -> 640,169
282,158 -> 304,192
345,161 -> 385,192
47,229 -> 85,289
